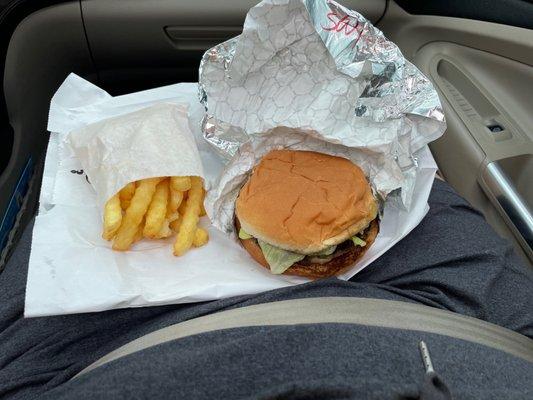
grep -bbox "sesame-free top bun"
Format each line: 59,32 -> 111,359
235,150 -> 378,254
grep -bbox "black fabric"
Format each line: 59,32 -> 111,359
42,326 -> 532,400
352,181 -> 533,335
0,180 -> 532,399
419,372 -> 452,400
395,0 -> 533,30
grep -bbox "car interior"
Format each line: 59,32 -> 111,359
0,0 -> 532,271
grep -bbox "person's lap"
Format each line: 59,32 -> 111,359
352,180 -> 533,336
0,179 -> 532,399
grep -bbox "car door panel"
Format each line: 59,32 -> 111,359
379,1 -> 533,265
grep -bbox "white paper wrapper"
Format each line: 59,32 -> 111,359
45,74 -> 222,210
67,103 -> 204,210
199,0 -> 446,232
25,74 -> 438,317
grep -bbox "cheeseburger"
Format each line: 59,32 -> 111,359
235,150 -> 379,279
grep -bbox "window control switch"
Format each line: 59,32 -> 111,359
487,123 -> 505,133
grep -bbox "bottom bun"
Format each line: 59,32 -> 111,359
236,217 -> 379,279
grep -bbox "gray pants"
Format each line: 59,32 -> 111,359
351,180 -> 533,336
0,180 -> 532,399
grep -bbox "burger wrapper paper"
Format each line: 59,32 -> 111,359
199,0 -> 446,231
25,1 -> 444,319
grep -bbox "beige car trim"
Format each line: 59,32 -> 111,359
379,2 -> 533,265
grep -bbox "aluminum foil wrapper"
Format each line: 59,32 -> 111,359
199,0 -> 446,233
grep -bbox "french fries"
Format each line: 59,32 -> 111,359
143,179 -> 169,238
102,194 -> 122,240
174,176 -> 203,256
133,220 -> 145,243
153,218 -> 173,239
102,176 -> 208,255
199,188 -> 207,217
193,227 -> 209,247
119,182 -> 136,210
167,212 -> 180,224
178,192 -> 188,215
113,177 -> 161,251
168,188 -> 184,217
169,217 -> 181,232
170,176 -> 191,192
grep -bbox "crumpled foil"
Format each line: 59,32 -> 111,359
199,0 -> 446,234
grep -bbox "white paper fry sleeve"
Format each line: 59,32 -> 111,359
47,73 -> 218,209
67,103 -> 205,209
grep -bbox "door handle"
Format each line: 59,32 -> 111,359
480,160 -> 533,261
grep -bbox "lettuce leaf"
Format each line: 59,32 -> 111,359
311,245 -> 337,257
240,227 -> 337,273
351,236 -> 366,247
238,228 -> 254,240
257,240 -> 305,274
